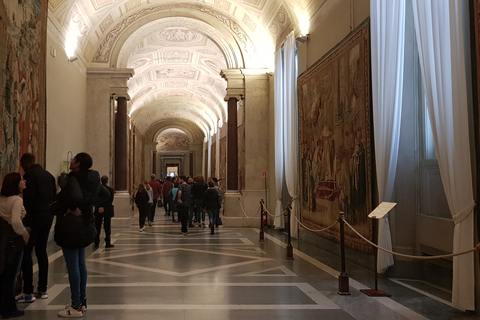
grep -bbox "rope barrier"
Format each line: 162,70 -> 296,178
292,211 -> 338,233
237,198 -> 261,219
265,207 -> 287,218
279,204 -> 479,260
265,204 -> 338,233
342,217 -> 480,260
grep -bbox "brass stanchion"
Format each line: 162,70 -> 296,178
285,204 -> 294,260
259,199 -> 265,242
337,212 -> 350,295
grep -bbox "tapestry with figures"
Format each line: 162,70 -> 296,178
0,0 -> 47,176
298,20 -> 372,251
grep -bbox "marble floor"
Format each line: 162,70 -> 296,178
16,207 -> 480,320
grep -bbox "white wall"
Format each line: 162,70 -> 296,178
45,33 -> 87,184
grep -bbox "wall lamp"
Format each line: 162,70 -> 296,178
296,34 -> 309,43
68,56 -> 78,62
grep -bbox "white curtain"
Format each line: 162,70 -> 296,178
370,0 -> 406,273
412,0 -> 475,310
274,48 -> 285,229
283,31 -> 299,237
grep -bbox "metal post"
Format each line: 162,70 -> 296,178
285,204 -> 294,260
338,212 -> 350,295
259,199 -> 265,242
359,218 -> 390,297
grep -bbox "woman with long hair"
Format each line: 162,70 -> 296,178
135,183 -> 149,232
54,152 -> 108,318
0,172 -> 29,319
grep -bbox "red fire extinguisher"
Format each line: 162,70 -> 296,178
262,210 -> 268,226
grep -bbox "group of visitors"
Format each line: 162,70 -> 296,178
134,175 -> 223,235
0,152 -> 114,319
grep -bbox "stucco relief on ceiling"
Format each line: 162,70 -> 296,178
268,5 -> 291,37
157,134 -> 190,148
92,4 -> 252,63
242,0 -> 266,11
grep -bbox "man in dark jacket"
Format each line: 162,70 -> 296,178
16,153 -> 56,302
94,175 -> 115,248
190,176 -> 208,227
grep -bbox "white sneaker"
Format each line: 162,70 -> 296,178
15,293 -> 36,303
58,305 -> 83,318
35,291 -> 48,299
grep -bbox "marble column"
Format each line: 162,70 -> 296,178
115,96 -> 128,191
227,97 -> 239,191
221,69 -> 245,222
86,68 -> 134,228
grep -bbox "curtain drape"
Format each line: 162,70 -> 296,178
412,0 -> 475,310
274,48 -> 285,229
283,31 -> 299,237
370,0 -> 406,273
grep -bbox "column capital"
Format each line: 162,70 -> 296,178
241,68 -> 270,80
111,90 -> 131,101
221,69 -> 245,101
87,68 -> 135,79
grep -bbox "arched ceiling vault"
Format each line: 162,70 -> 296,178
48,0 -> 311,144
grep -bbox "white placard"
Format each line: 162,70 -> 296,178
368,202 -> 397,219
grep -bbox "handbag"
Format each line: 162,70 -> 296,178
54,212 -> 96,249
216,216 -> 223,226
49,200 -> 67,216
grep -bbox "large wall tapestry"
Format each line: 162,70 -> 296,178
298,20 -> 372,251
0,0 -> 47,177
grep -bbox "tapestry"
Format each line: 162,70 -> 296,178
0,0 -> 47,177
298,20 -> 372,251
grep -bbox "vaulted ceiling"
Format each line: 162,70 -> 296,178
47,0 -> 315,146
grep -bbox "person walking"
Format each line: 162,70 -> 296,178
169,182 -> 179,222
162,177 -> 174,216
53,152 -> 108,318
15,153 -> 56,303
144,180 -> 153,226
191,176 -> 208,227
204,181 -> 221,235
148,175 -> 161,223
94,175 -> 115,248
0,173 -> 30,319
176,176 -> 192,235
135,184 -> 149,232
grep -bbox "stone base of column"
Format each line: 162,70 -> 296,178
222,190 -> 268,227
112,191 -> 133,228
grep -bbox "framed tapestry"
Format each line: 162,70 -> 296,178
298,19 -> 372,252
0,0 -> 47,177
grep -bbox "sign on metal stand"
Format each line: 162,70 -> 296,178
359,202 -> 396,297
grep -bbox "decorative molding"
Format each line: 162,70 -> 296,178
93,4 -> 251,63
268,5 -> 291,37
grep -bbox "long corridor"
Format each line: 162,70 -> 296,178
16,206 -> 480,320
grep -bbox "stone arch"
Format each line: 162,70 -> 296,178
89,4 -> 263,69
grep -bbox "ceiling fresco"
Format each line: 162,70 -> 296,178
47,0 -> 316,144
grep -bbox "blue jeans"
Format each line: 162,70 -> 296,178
0,239 -> 24,317
207,209 -> 219,229
62,248 -> 87,308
